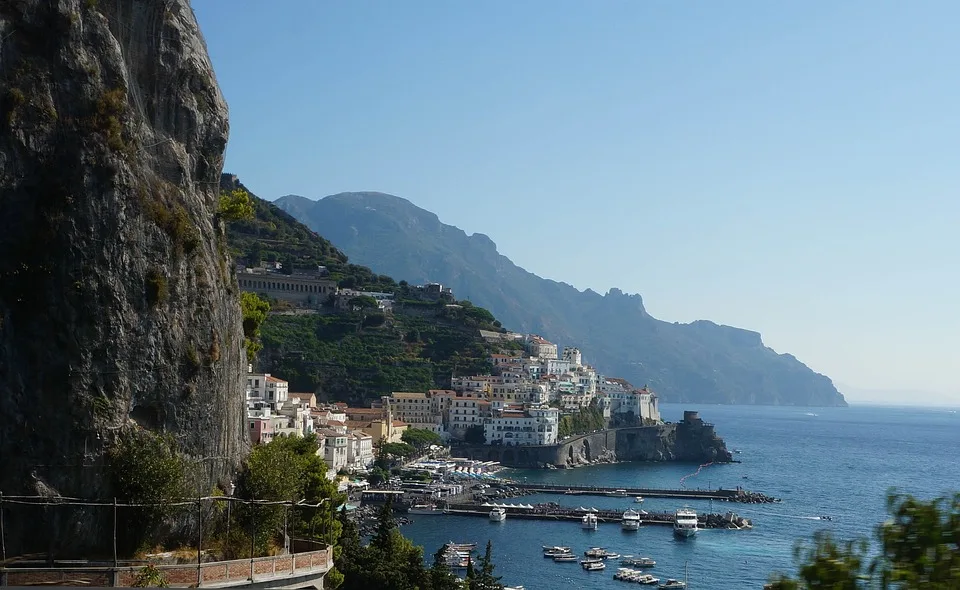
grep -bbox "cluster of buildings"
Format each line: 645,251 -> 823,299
237,260 -> 453,311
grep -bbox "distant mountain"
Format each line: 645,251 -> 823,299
275,192 -> 847,406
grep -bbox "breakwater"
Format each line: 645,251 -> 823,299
452,411 -> 733,468
504,482 -> 778,504
441,503 -> 752,530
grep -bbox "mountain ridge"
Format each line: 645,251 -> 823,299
275,191 -> 846,407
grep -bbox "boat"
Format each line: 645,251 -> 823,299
542,545 -> 572,553
552,554 -> 578,562
673,507 -> 699,538
581,512 -> 599,530
636,574 -> 660,585
621,509 -> 642,531
504,586 -> 525,590
635,496 -> 645,503
582,560 -> 606,571
606,489 -> 629,497
621,556 -> 656,568
408,504 -> 444,515
544,549 -> 572,558
659,579 -> 686,589
584,547 -> 607,558
489,507 -> 507,521
445,542 -> 477,550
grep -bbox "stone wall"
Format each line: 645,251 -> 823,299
453,418 -> 732,468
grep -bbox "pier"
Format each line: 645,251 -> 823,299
502,482 -> 777,503
440,503 -> 752,530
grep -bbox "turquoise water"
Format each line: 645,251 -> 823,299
399,403 -> 960,589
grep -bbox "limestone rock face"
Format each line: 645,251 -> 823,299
0,0 -> 246,553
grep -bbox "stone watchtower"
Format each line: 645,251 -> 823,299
682,410 -> 703,425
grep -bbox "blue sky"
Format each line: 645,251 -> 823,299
193,1 -> 959,405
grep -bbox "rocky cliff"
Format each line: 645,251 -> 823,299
0,0 -> 245,554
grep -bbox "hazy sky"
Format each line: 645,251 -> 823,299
193,1 -> 959,405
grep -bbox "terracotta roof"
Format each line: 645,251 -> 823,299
392,420 -> 408,427
346,420 -> 374,429
345,407 -> 383,415
265,375 -> 287,384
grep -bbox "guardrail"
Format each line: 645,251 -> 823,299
0,547 -> 332,588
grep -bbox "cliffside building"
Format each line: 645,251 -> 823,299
238,265 -> 337,307
484,403 -> 559,446
526,335 -> 558,360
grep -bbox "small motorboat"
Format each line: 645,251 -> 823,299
582,560 -> 606,571
659,579 -> 686,589
542,545 -> 572,553
621,556 -> 656,568
552,554 -> 578,562
635,496 -> 645,503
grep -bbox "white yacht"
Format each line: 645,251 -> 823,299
635,496 -> 645,503
621,509 -> 642,531
489,507 -> 507,521
408,504 -> 444,515
581,512 -> 599,530
673,508 -> 698,538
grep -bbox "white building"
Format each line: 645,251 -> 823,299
544,358 -> 571,376
526,335 -> 558,360
602,386 -> 661,424
346,431 -> 374,471
319,428 -> 349,477
484,404 -> 559,446
246,373 -> 289,407
562,347 -> 582,367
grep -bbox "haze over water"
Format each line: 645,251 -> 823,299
401,404 -> 960,589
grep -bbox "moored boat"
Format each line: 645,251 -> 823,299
659,579 -> 686,589
582,560 -> 606,571
408,503 -> 444,515
621,556 -> 656,568
673,507 -> 698,538
542,545 -> 571,553
635,496 -> 645,503
621,509 -> 642,530
552,554 -> 578,562
606,489 -> 628,497
489,507 -> 506,521
581,512 -> 599,530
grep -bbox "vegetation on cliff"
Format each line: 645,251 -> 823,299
223,175 -> 504,404
768,492 -> 960,588
556,404 -> 606,438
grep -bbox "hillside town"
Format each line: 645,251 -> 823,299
246,332 -> 662,479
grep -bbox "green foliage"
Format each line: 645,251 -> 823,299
557,404 -> 606,438
349,295 -> 379,310
218,188 -> 255,221
94,87 -> 128,152
336,500 -> 431,590
367,466 -> 389,487
240,292 -> 270,363
768,491 -> 960,589
401,428 -> 442,451
475,540 -> 504,590
235,435 -> 342,555
430,545 -> 463,590
380,442 -> 416,459
131,563 -> 168,588
260,312 -> 495,406
144,198 -> 200,257
107,429 -> 189,553
145,269 -> 168,306
4,87 -> 25,125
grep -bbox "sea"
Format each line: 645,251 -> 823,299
399,403 -> 960,589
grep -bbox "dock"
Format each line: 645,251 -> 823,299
440,503 -> 752,530
502,482 -> 777,503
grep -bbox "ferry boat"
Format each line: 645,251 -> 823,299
621,556 -> 656,568
581,512 -> 599,530
489,507 -> 507,522
606,489 -> 629,497
621,509 -> 642,530
582,560 -> 606,571
673,507 -> 698,538
408,504 -> 444,515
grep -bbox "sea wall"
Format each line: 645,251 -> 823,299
453,413 -> 733,469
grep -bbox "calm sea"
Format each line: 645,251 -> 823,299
399,403 -> 960,589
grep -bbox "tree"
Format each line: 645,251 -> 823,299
475,540 -> 503,590
240,292 -> 270,363
430,545 -> 463,590
768,491 -> 960,588
219,188 -> 255,221
401,428 -> 442,451
380,442 -> 416,460
367,466 -> 389,487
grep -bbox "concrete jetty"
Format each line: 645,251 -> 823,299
440,503 -> 752,529
503,482 -> 777,503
